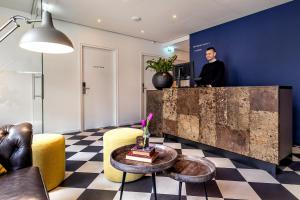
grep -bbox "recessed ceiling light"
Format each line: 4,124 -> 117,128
97,18 -> 102,23
140,30 -> 145,34
172,14 -> 177,19
131,16 -> 142,22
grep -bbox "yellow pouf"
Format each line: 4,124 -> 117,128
104,128 -> 144,182
32,134 -> 65,191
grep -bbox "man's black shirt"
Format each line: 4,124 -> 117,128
198,60 -> 225,87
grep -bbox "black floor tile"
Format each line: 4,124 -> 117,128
74,140 -> 95,146
181,143 -> 197,149
203,151 -> 222,158
185,180 -> 222,198
150,194 -> 187,200
276,171 -> 300,184
175,149 -> 182,155
66,152 -> 77,159
68,135 -> 87,140
288,162 -> 300,171
60,172 -> 98,188
84,129 -> 100,132
249,182 -> 298,200
231,160 -> 255,169
91,132 -> 104,136
78,189 -> 117,200
123,176 -> 153,193
63,131 -> 81,135
66,160 -> 86,171
215,168 -> 246,181
90,153 -> 103,161
81,146 -> 103,152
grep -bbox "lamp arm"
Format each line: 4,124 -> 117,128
0,15 -> 41,42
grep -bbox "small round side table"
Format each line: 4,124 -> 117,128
110,144 -> 178,200
164,155 -> 216,200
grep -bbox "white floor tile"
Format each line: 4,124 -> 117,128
83,136 -> 102,141
90,140 -> 103,146
67,152 -> 97,161
279,166 -> 293,172
113,191 -> 151,200
205,157 -> 235,168
76,161 -> 103,173
181,149 -> 205,157
292,146 -> 300,154
292,155 -> 300,162
65,140 -> 80,145
238,168 -> 279,184
283,184 -> 300,199
88,173 -> 121,191
149,137 -> 164,143
154,176 -> 185,195
49,187 -> 84,200
65,145 -> 87,152
216,180 -> 261,200
163,142 -> 182,149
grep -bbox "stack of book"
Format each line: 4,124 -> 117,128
126,145 -> 159,163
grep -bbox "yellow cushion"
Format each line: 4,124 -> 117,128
103,128 -> 144,182
32,134 -> 65,191
0,163 -> 7,175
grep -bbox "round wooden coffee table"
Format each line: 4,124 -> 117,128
164,155 -> 216,200
110,144 -> 178,200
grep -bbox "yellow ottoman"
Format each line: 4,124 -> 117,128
104,128 -> 144,182
32,134 -> 65,191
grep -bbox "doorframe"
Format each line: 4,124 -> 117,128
80,43 -> 119,131
139,52 -> 163,120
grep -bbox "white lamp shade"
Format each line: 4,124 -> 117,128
19,11 -> 74,54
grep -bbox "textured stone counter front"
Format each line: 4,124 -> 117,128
147,86 -> 292,165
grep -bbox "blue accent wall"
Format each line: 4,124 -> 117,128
190,1 -> 300,145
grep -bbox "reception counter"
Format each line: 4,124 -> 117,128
147,86 -> 292,167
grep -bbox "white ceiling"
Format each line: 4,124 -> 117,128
0,0 -> 292,42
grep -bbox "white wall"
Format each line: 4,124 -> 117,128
43,19 -> 169,133
0,6 -> 170,133
0,7 -> 43,132
174,50 -> 190,64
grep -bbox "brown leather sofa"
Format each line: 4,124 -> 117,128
0,123 -> 49,200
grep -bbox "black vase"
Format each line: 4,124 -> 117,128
152,72 -> 173,90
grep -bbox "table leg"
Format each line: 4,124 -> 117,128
203,182 -> 208,200
152,173 -> 157,200
120,172 -> 126,200
178,181 -> 182,200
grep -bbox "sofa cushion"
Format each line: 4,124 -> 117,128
0,166 -> 49,200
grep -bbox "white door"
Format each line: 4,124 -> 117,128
142,55 -> 159,118
82,46 -> 116,130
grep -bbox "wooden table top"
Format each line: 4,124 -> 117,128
164,155 -> 216,183
110,144 -> 178,174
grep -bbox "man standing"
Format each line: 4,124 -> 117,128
197,47 -> 225,87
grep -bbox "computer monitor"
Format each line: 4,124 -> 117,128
173,62 -> 194,80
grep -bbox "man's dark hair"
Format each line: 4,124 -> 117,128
206,47 -> 216,52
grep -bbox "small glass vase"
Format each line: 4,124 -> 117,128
143,128 -> 150,148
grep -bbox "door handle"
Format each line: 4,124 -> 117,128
82,82 -> 90,95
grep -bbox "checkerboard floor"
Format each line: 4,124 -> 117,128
49,125 -> 300,200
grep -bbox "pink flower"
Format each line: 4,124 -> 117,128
147,113 -> 153,121
140,119 -> 146,127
